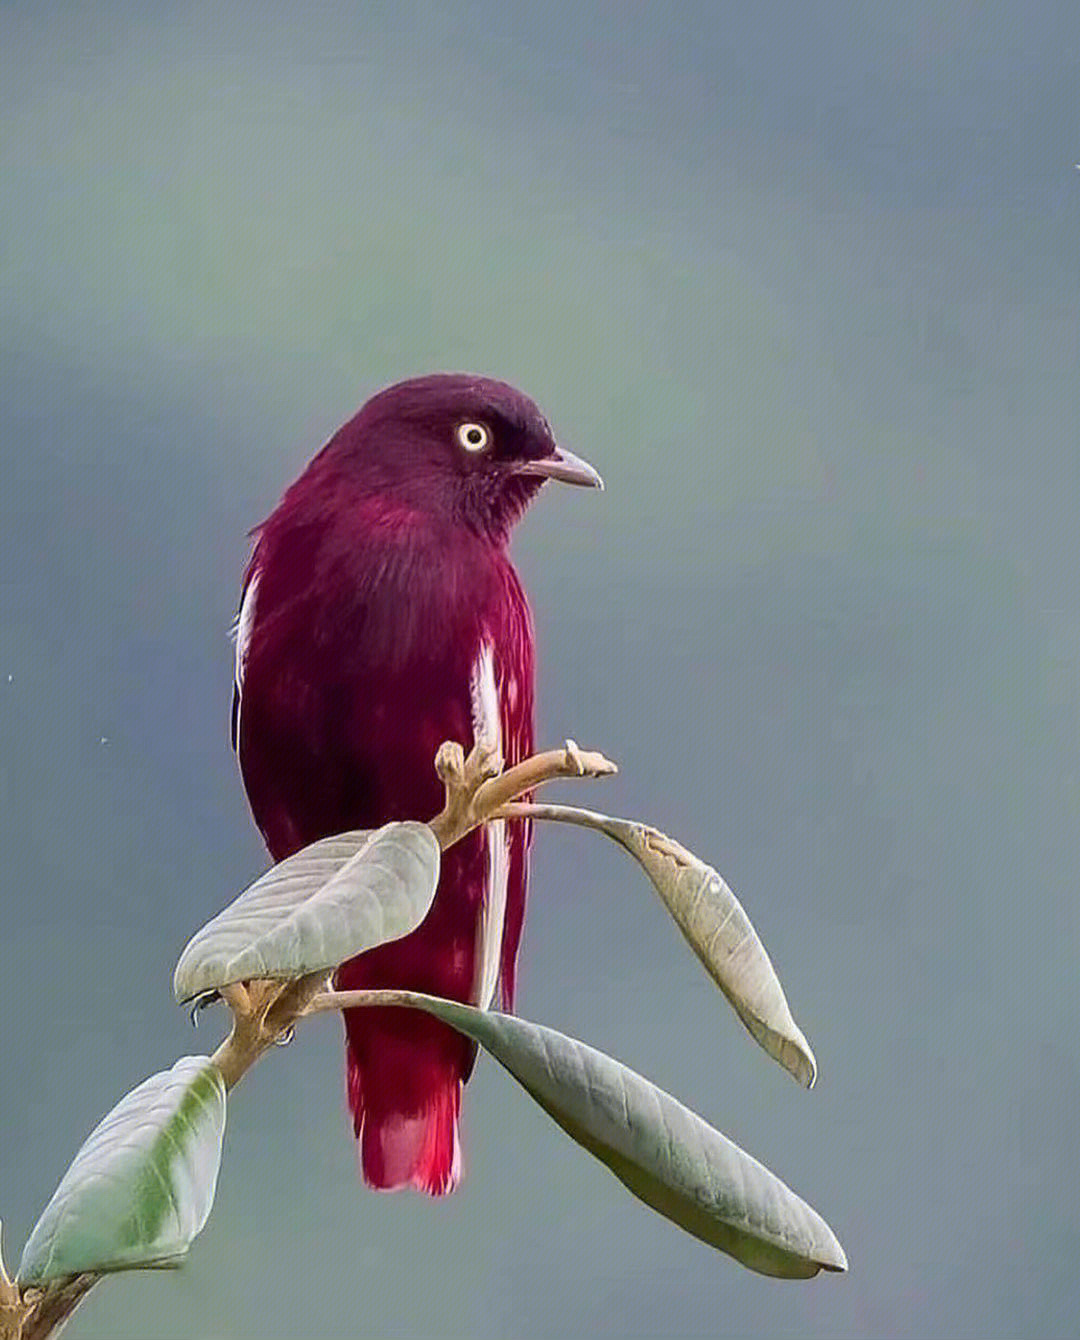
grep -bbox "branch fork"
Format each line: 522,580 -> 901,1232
2,736 -> 616,1339
429,737 -> 616,850
209,737 -> 615,1091
2,727 -> 848,1333
0,1228 -> 94,1340
211,973 -> 331,1090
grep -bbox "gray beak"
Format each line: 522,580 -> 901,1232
518,445 -> 604,490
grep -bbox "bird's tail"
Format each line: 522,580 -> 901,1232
344,1006 -> 468,1196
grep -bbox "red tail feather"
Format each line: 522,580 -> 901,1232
346,1014 -> 464,1196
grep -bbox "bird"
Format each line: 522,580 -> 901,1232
231,374 -> 602,1195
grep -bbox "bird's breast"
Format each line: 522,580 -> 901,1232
236,515 -> 532,856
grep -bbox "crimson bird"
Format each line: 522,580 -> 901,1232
232,374 -> 601,1194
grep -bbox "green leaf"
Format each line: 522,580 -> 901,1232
17,1057 -> 226,1284
530,807 -> 817,1088
173,822 -> 439,1002
602,818 -> 817,1086
347,991 -> 846,1278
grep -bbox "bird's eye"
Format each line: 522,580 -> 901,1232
456,422 -> 490,454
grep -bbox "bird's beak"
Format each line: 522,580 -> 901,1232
517,446 -> 604,490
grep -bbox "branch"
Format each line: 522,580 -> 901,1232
21,1279 -> 95,1340
0,1224 -> 27,1340
204,742 -> 614,1090
210,973 -> 330,1090
491,800 -> 625,836
3,737 -> 617,1338
208,746 -> 617,1088
302,987 -> 421,1016
0,1227 -> 93,1340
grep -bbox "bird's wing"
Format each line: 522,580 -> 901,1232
230,552 -> 262,758
469,643 -> 508,1011
494,571 -> 536,1012
467,566 -> 536,1013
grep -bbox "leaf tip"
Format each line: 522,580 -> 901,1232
821,1238 -> 849,1273
781,1026 -> 818,1090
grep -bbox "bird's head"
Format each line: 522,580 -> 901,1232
320,374 -> 602,542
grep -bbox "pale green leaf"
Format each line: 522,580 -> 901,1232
17,1057 -> 226,1284
350,991 -> 846,1278
598,817 -> 817,1087
173,822 -> 439,1001
520,805 -> 817,1088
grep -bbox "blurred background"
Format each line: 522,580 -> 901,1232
1,3 -> 1077,1337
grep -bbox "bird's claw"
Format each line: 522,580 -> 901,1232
188,990 -> 221,1028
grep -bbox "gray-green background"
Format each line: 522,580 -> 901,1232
2,4 -> 1077,1337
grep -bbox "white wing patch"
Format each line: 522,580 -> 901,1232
231,569 -> 261,760
470,642 -> 510,1011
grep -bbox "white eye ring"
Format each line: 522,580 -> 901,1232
456,421 -> 490,454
